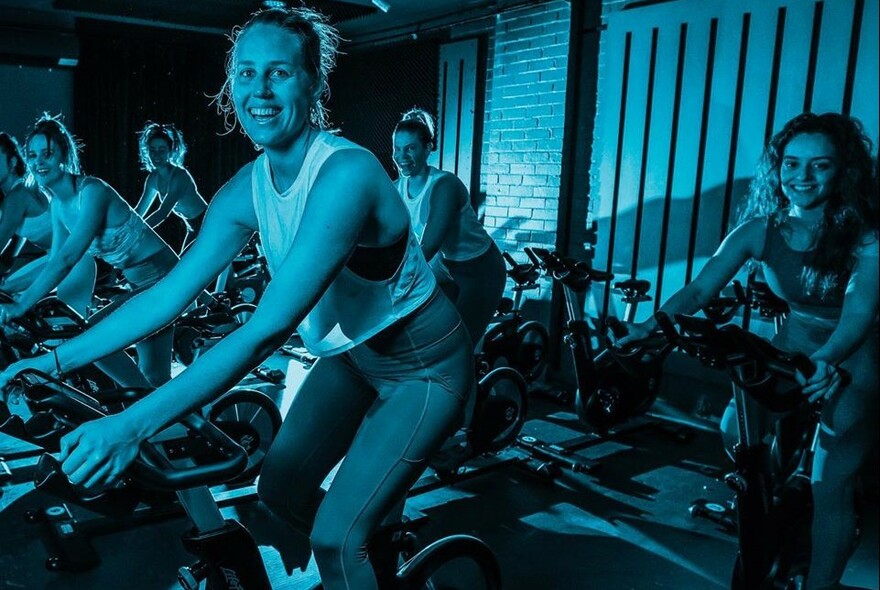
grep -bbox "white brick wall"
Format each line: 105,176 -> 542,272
478,1 -> 572,296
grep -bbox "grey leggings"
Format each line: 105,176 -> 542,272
258,290 -> 473,590
445,242 -> 507,349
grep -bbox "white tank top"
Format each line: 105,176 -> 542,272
396,166 -> 492,262
251,131 -> 437,356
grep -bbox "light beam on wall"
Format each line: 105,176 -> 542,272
371,0 -> 391,13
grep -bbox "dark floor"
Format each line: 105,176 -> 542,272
2,353 -> 878,590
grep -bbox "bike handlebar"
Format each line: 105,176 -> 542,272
526,247 -> 614,290
656,312 -> 828,412
14,369 -> 248,490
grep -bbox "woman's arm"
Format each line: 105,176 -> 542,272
177,167 -> 207,206
797,240 -> 879,401
59,150 -> 381,487
144,169 -> 197,227
0,190 -> 30,252
53,171 -> 255,375
134,175 -> 157,219
617,218 -> 765,344
812,240 -> 879,365
418,173 -> 462,261
655,219 -> 764,324
8,185 -> 108,313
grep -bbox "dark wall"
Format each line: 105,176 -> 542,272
0,64 -> 74,143
73,19 -> 440,198
328,39 -> 440,177
73,19 -> 254,207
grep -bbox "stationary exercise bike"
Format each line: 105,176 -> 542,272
428,349 -> 529,476
171,294 -> 285,385
0,292 -> 284,481
172,294 -> 256,366
0,290 -> 126,397
8,369 -> 272,589
213,236 -> 271,306
527,247 -> 672,432
657,312 -> 827,590
5,368 -> 280,585
367,515 -> 503,590
479,251 -> 549,383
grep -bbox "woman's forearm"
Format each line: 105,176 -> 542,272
811,314 -> 875,366
17,257 -> 73,310
56,285 -> 190,373
125,321 -> 285,440
1,270 -> 32,294
144,198 -> 178,228
648,284 -> 706,328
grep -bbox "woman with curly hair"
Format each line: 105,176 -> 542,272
134,123 -> 207,253
620,112 -> 878,590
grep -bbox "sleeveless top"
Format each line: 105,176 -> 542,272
396,166 -> 492,262
760,216 -> 878,356
154,167 -> 204,220
760,217 -> 845,321
76,177 -> 148,268
251,131 -> 437,356
11,180 -> 53,245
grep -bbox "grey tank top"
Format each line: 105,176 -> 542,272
74,177 -> 148,268
760,216 -> 844,322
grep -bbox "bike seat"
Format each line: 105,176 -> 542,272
614,278 -> 652,301
497,297 -> 514,314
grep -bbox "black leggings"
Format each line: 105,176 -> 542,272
445,242 -> 507,349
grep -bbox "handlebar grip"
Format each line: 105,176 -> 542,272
654,312 -> 679,342
16,371 -> 250,491
524,247 -> 543,267
129,413 -> 248,490
502,251 -> 518,268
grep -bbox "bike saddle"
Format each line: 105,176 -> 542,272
502,252 -> 540,285
614,278 -> 651,299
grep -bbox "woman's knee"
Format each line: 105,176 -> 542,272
257,469 -> 320,533
310,513 -> 368,571
256,474 -> 287,518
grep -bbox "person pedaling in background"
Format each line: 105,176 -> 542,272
0,114 -> 179,389
392,108 -> 507,349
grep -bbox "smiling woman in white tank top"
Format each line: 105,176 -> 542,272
0,11 -> 473,590
393,108 -> 506,348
